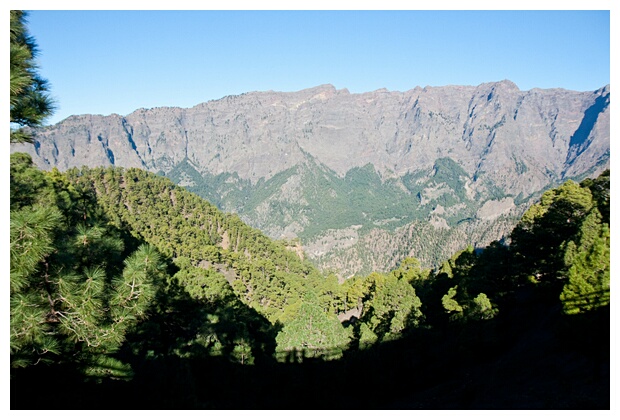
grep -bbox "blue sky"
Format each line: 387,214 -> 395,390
20,7 -> 612,125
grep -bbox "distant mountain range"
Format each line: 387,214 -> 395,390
13,81 -> 610,277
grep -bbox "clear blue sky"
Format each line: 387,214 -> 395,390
22,8 -> 611,125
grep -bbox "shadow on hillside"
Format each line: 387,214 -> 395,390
11,279 -> 610,409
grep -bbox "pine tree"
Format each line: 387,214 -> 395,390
510,180 -> 594,284
441,286 -> 463,318
560,210 -> 610,315
471,293 -> 497,320
360,272 -> 423,340
275,293 -> 351,362
10,156 -> 166,378
10,11 -> 55,143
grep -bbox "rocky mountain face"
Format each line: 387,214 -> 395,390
13,81 -> 610,277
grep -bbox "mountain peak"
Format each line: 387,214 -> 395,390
295,84 -> 337,94
495,79 -> 520,90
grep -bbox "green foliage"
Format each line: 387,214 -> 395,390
441,286 -> 463,315
275,293 -> 351,362
174,265 -> 234,303
420,171 -> 610,326
358,322 -> 378,349
560,211 -> 610,315
392,256 -> 431,283
402,157 -> 480,221
413,243 -> 504,326
82,354 -> 134,380
65,165 -> 325,323
507,173 -> 611,315
231,338 -> 255,365
10,206 -> 62,293
10,11 -> 55,143
10,153 -> 54,208
580,169 -> 609,225
511,179 -> 594,284
169,157 -> 480,244
339,275 -> 372,311
471,293 -> 498,320
10,155 -> 166,377
353,272 -> 424,343
118,269 -> 278,370
167,156 -> 516,274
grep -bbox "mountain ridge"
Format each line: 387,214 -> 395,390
13,80 -> 610,276
21,81 -> 610,185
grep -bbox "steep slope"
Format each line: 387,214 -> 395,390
13,81 -> 610,275
64,165 -> 324,323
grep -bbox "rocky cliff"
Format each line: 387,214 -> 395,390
13,81 -> 610,276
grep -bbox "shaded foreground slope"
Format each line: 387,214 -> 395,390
10,158 -> 610,409
11,303 -> 609,409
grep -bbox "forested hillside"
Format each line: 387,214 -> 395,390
66,164 -> 325,324
10,153 -> 610,408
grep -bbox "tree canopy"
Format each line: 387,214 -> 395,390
10,10 -> 55,143
10,154 -> 166,377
